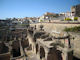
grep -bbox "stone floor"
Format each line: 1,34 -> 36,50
25,50 -> 40,60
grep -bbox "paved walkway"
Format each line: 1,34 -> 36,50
25,50 -> 40,60
28,54 -> 40,60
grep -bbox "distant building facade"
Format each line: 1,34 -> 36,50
59,12 -> 74,20
59,4 -> 80,21
71,4 -> 80,17
39,12 -> 59,22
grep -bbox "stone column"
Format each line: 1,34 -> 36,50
34,44 -> 36,54
19,40 -> 24,56
37,45 -> 40,59
32,45 -> 36,53
9,42 -> 13,58
45,49 -> 49,60
62,52 -> 68,60
31,44 -> 34,52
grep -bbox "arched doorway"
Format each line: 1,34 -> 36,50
26,39 -> 29,47
12,47 -> 21,57
21,39 -> 29,49
47,48 -> 62,60
12,41 -> 21,57
40,46 -> 45,59
56,50 -> 62,60
36,44 -> 38,54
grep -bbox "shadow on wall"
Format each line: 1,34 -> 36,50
73,56 -> 80,60
11,41 -> 21,57
0,42 -> 9,54
0,42 -> 10,60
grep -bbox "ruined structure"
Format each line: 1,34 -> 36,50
26,25 -> 73,60
0,22 -> 80,60
71,4 -> 80,17
0,29 -> 28,60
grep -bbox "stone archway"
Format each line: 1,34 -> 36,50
21,39 -> 29,49
40,46 -> 45,59
12,41 -> 21,57
36,44 -> 38,54
56,50 -> 63,60
47,48 -> 62,60
26,39 -> 29,47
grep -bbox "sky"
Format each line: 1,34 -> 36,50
0,0 -> 80,19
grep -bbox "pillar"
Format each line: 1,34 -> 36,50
62,52 -> 68,60
62,49 -> 73,60
45,49 -> 49,60
19,40 -> 24,56
37,45 -> 40,59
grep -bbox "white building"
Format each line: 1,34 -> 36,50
60,12 -> 74,20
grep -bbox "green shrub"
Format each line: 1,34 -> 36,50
40,20 -> 43,22
74,17 -> 78,20
65,18 -> 72,21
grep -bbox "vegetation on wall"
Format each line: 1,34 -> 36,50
64,26 -> 80,32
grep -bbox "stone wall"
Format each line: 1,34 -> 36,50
0,53 -> 10,60
30,23 -> 80,58
30,23 -> 80,34
69,32 -> 80,59
78,17 -> 80,22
